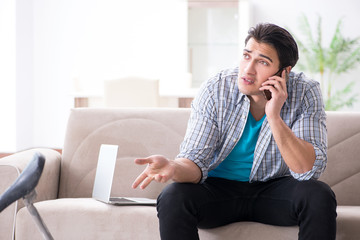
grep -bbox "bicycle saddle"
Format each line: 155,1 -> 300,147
0,152 -> 45,212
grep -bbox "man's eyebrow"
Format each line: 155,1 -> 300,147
243,49 -> 273,63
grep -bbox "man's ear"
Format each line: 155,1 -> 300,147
285,66 -> 292,73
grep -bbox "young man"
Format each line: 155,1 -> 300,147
132,23 -> 337,240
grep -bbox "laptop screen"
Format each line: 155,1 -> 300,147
92,144 -> 119,202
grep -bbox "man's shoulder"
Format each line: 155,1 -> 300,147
195,67 -> 239,107
287,71 -> 324,107
287,71 -> 322,98
289,71 -> 319,88
219,67 -> 239,78
216,67 -> 239,85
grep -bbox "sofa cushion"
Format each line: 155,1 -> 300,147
198,206 -> 360,240
336,206 -> 360,240
198,222 -> 298,239
16,198 -> 359,240
15,198 -> 160,240
0,165 -> 18,240
319,112 -> 360,205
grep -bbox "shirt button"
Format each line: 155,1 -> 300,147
241,115 -> 246,119
233,138 -> 237,142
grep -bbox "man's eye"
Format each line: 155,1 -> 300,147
259,60 -> 269,66
243,54 -> 250,59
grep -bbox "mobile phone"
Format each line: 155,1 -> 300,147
263,68 -> 288,100
264,89 -> 272,101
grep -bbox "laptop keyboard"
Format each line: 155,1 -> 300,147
110,197 -> 136,203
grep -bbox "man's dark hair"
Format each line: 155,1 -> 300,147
245,23 -> 299,69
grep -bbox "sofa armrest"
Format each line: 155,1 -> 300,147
0,148 -> 61,240
0,148 -> 61,208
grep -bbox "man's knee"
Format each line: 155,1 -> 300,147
157,183 -> 203,239
157,182 -> 201,214
158,183 -> 193,205
294,179 -> 337,211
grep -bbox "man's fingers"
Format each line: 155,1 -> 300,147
132,172 -> 148,189
140,176 -> 154,189
155,174 -> 168,183
133,155 -> 169,189
134,158 -> 151,165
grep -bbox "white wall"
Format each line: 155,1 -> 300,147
15,0 -> 188,151
0,0 -> 16,152
188,7 -> 239,87
16,0 -> 34,152
6,0 -> 360,152
248,0 -> 360,111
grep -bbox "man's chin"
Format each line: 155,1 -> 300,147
238,87 -> 264,99
238,85 -> 258,96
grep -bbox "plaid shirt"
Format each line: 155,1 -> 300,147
177,67 -> 327,183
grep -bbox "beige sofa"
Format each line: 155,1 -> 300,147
1,108 -> 360,240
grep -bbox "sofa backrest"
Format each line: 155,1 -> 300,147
60,108 -> 360,205
320,111 -> 360,205
59,108 -> 191,199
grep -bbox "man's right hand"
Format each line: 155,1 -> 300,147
132,155 -> 175,190
132,156 -> 202,190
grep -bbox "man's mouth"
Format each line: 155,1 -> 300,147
242,77 -> 255,84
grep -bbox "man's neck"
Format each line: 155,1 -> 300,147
248,95 -> 266,121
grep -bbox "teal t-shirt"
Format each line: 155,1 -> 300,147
208,112 -> 265,181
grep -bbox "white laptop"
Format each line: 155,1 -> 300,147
92,144 -> 156,206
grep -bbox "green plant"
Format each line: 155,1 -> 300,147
292,14 -> 360,111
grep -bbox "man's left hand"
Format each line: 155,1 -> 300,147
259,69 -> 288,119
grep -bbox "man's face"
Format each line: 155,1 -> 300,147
238,38 -> 281,99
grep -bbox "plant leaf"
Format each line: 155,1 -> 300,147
325,81 -> 357,110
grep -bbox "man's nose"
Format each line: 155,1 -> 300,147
244,61 -> 256,75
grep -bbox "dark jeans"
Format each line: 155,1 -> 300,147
157,177 -> 337,240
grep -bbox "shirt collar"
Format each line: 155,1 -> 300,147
235,91 -> 247,105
